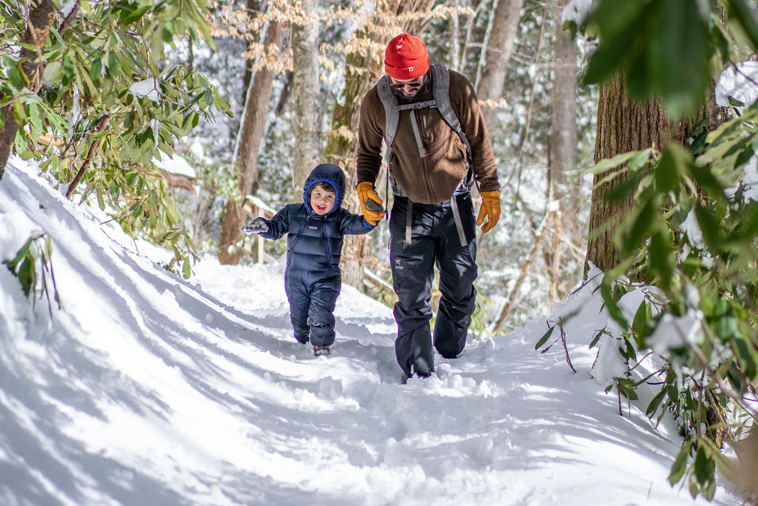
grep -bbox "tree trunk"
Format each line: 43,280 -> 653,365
550,0 -> 577,196
292,0 -> 322,193
448,0 -> 461,70
477,0 -> 524,129
548,0 -> 578,301
323,48 -> 380,289
218,21 -> 286,265
274,71 -> 293,117
586,74 -> 719,277
0,0 -> 58,178
585,75 -> 670,275
241,0 -> 260,104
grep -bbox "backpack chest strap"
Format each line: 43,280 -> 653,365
398,101 -> 437,159
397,100 -> 437,111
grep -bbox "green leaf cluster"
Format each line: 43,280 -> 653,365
582,0 -> 758,118
0,0 -> 233,278
566,0 -> 758,497
3,233 -> 61,315
595,103 -> 758,499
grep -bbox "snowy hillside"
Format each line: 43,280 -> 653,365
0,157 -> 744,505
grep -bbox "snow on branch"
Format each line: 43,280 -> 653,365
479,98 -> 509,110
561,0 -> 592,26
129,78 -> 161,103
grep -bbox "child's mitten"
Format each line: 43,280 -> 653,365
240,218 -> 268,235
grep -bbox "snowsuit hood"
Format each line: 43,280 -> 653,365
303,164 -> 346,215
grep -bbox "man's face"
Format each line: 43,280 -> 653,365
389,74 -> 425,98
310,186 -> 336,215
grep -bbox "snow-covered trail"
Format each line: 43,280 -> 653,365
0,159 -> 742,505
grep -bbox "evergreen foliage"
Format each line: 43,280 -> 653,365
0,0 -> 232,277
563,0 -> 758,500
3,232 -> 60,315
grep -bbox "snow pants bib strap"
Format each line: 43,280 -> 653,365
449,194 -> 467,247
398,195 -> 467,247
405,200 -> 413,245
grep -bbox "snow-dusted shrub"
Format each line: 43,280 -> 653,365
3,233 -> 60,316
560,0 -> 758,500
0,0 -> 231,278
562,133 -> 758,502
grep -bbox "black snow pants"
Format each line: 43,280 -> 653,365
389,193 -> 478,377
285,272 -> 341,347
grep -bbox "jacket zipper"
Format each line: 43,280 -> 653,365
418,108 -> 433,202
322,216 -> 332,264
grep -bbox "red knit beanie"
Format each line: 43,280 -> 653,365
384,33 -> 430,80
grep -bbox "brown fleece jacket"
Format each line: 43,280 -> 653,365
356,69 -> 500,205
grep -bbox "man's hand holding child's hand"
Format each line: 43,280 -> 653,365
357,182 -> 385,225
240,218 -> 268,235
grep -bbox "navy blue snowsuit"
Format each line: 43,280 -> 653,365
259,164 -> 375,347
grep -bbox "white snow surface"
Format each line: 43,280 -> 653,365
647,309 -> 705,356
59,0 -> 77,19
681,209 -> 706,250
715,61 -> 758,111
741,155 -> 758,202
0,156 -> 744,505
712,63 -> 758,204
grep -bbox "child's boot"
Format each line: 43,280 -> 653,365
313,346 -> 330,357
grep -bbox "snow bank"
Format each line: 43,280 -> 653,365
0,156 -> 743,505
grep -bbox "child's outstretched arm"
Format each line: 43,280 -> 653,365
240,206 -> 291,240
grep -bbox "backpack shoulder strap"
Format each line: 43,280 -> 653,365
430,64 -> 477,192
376,76 -> 401,203
377,67 -> 478,198
376,76 -> 399,154
430,64 -> 472,159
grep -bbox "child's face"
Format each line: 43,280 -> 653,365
310,186 -> 336,215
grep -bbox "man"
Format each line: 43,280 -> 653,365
356,33 -> 501,379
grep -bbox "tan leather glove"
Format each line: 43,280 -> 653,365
476,190 -> 501,233
357,181 -> 385,224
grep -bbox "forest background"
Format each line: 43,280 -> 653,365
1,0 -> 601,333
179,0 -> 597,337
2,0 -> 758,501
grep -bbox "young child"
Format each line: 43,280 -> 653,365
240,163 -> 383,356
